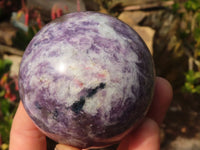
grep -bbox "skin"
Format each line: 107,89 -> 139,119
9,77 -> 173,150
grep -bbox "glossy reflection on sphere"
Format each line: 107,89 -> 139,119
19,11 -> 155,149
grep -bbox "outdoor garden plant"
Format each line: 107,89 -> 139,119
0,59 -> 19,149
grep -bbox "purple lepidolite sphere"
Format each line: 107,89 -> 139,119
19,11 -> 155,149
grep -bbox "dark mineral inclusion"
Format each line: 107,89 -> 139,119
71,83 -> 106,113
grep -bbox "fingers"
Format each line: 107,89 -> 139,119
117,118 -> 160,150
10,102 -> 82,150
55,144 -> 81,150
118,77 -> 172,150
147,77 -> 173,125
9,102 -> 47,150
9,77 -> 172,150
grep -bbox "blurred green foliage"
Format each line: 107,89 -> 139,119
12,25 -> 40,50
185,0 -> 200,11
171,0 -> 200,94
0,59 -> 19,150
0,59 -> 12,78
0,98 -> 16,147
183,70 -> 200,93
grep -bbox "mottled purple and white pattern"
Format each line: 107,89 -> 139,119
19,12 -> 155,148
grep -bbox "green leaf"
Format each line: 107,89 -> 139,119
196,49 -> 200,56
0,99 -> 16,144
183,70 -> 200,94
184,82 -> 194,90
195,85 -> 200,93
12,25 -> 40,50
195,13 -> 200,26
0,99 -> 10,116
185,70 -> 195,83
185,0 -> 200,11
0,90 -> 5,97
194,71 -> 200,79
0,59 -> 12,77
194,28 -> 200,42
172,2 -> 180,12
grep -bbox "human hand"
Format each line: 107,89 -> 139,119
117,77 -> 173,150
9,77 -> 173,150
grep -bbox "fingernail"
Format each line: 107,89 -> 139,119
55,144 -> 81,150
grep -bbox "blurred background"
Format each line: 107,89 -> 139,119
0,0 -> 200,150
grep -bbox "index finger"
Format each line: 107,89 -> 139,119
147,77 -> 173,125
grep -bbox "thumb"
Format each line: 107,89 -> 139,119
55,144 -> 81,150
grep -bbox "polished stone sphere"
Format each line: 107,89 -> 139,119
19,11 -> 155,149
